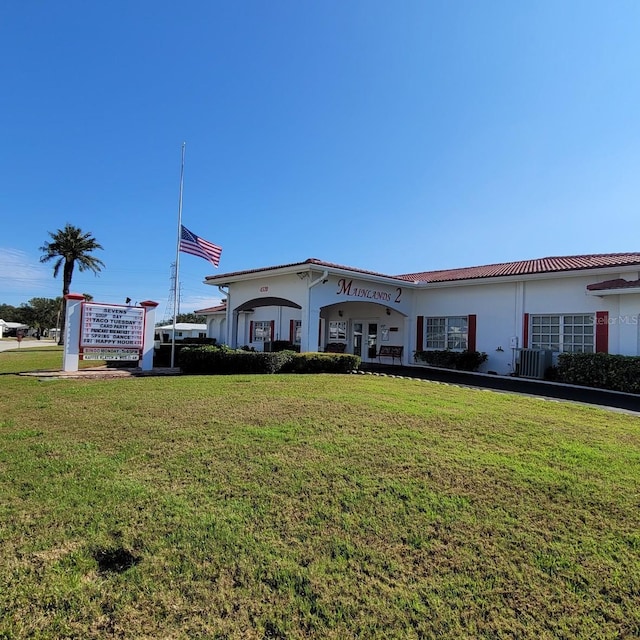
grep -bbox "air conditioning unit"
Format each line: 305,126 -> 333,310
518,349 -> 553,379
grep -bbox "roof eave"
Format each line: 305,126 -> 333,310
411,263 -> 640,288
204,261 -> 411,287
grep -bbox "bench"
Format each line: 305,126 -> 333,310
377,345 -> 403,364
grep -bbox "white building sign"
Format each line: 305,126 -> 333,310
81,303 -> 145,349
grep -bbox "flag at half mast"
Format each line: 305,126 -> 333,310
179,225 -> 222,267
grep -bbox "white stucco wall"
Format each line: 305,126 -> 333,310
414,281 -> 519,374
204,263 -> 640,372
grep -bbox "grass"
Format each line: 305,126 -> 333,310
1,347 -> 639,639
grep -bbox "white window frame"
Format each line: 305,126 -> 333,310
530,314 -> 594,353
253,320 -> 272,343
293,320 -> 302,345
425,316 -> 468,351
328,321 -> 347,341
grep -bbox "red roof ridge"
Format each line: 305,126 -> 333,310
395,252 -> 640,283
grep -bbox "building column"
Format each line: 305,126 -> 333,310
403,315 -> 413,365
301,307 -> 320,353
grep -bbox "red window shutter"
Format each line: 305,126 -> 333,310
416,316 -> 424,351
249,321 -> 254,343
289,319 -> 295,342
522,313 -> 529,348
467,314 -> 477,352
595,311 -> 609,353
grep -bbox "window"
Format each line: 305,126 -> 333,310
425,316 -> 468,350
252,321 -> 272,342
328,321 -> 347,341
293,320 -> 302,345
530,314 -> 594,353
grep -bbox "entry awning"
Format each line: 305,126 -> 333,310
586,278 -> 640,296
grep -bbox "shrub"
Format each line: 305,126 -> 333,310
178,347 -> 359,375
179,345 -> 295,375
413,350 -> 488,372
556,352 -> 640,394
153,338 -> 210,367
282,352 -> 360,374
272,340 -> 300,353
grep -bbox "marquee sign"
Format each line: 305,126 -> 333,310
80,303 -> 145,359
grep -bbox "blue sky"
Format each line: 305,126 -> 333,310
2,1 -> 639,316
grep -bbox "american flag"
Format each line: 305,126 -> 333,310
179,225 -> 222,267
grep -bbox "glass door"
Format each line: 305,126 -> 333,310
353,320 -> 378,361
367,323 -> 378,360
353,322 -> 363,357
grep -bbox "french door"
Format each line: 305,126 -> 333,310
352,320 -> 378,362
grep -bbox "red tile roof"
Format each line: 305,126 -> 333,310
395,253 -> 640,283
195,302 -> 227,314
204,253 -> 640,285
204,258 -> 393,282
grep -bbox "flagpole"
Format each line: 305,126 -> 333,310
171,142 -> 186,368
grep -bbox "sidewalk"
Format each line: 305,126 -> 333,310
0,338 -> 58,352
361,363 -> 640,414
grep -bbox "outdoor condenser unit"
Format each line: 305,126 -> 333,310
518,348 -> 553,379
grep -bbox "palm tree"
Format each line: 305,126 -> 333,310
40,224 -> 105,344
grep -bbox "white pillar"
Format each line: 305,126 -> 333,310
403,315 -> 413,365
63,293 -> 85,372
140,300 -> 159,371
301,307 -> 320,353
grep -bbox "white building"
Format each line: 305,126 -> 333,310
197,253 -> 640,375
155,323 -> 208,343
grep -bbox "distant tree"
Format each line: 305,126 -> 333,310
0,303 -> 20,322
176,313 -> 206,324
39,224 -> 104,344
82,293 -> 94,302
20,297 -> 61,333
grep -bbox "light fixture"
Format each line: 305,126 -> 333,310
338,310 -> 343,317
386,308 -> 391,316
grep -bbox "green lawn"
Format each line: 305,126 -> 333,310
1,348 -> 639,639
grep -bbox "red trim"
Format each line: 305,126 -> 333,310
289,319 -> 295,342
139,300 -> 159,308
270,320 -> 275,342
64,293 -> 86,301
595,311 -> 609,353
249,321 -> 254,343
416,316 -> 424,352
467,314 -> 477,352
522,313 -> 529,348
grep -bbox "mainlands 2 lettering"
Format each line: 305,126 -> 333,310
337,279 -> 402,303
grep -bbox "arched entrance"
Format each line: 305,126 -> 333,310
320,301 -> 407,363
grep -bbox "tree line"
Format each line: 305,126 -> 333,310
0,298 -> 65,332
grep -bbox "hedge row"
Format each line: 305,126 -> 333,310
556,352 -> 640,394
413,350 -> 488,372
178,345 -> 360,375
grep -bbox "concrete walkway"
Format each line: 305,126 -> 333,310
0,338 -> 58,352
